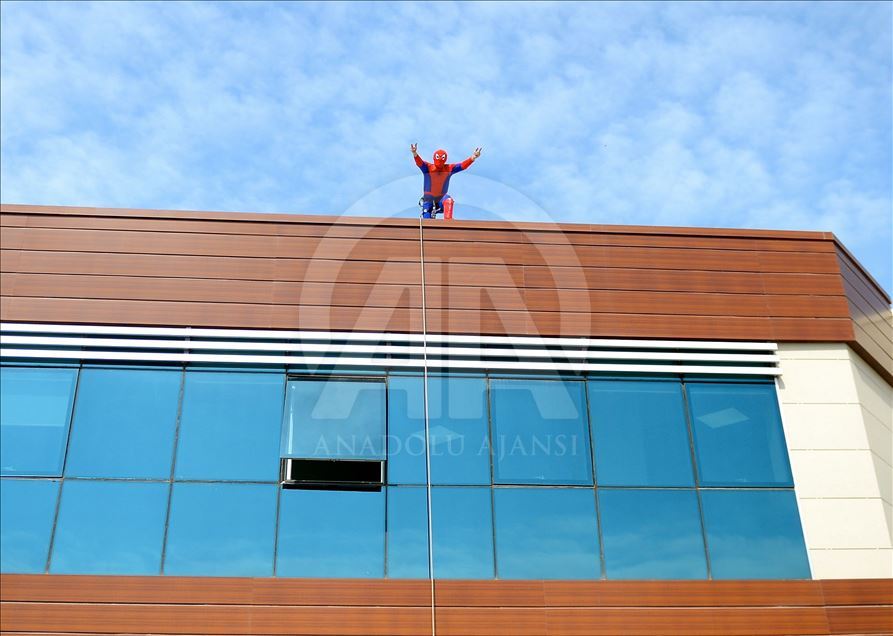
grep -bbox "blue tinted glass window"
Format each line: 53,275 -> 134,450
491,380 -> 592,485
276,489 -> 384,577
388,376 -> 490,485
1,367 -> 78,476
599,489 -> 707,579
701,489 -> 810,579
494,488 -> 599,579
50,480 -> 168,575
282,379 -> 385,460
387,486 -> 429,578
65,368 -> 181,479
164,483 -> 277,576
0,479 -> 59,573
590,380 -> 694,486
687,382 -> 793,486
432,487 -> 493,579
176,371 -> 285,481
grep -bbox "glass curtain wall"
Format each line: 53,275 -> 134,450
0,363 -> 810,580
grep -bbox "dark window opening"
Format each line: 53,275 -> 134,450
280,458 -> 385,491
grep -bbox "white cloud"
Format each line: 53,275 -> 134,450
1,0 -> 890,289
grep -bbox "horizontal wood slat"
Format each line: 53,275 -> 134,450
1,249 -> 847,295
0,602 -> 433,635
0,296 -> 856,341
824,606 -> 893,635
1,575 -> 890,636
435,579 -> 830,607
0,273 -> 852,318
0,203 -> 839,240
1,209 -> 841,252
820,578 -> 893,606
0,226 -> 843,273
0,575 -> 431,606
834,250 -> 893,382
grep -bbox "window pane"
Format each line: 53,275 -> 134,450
65,368 -> 181,479
701,490 -> 810,579
432,487 -> 493,579
164,483 -> 277,576
50,480 -> 167,575
590,380 -> 694,486
0,478 -> 59,573
387,486 -> 429,578
388,376 -> 490,485
276,489 -> 384,577
491,380 -> 592,485
282,379 -> 385,460
176,371 -> 285,481
494,488 -> 599,579
599,489 -> 707,579
1,367 -> 78,476
687,382 -> 793,486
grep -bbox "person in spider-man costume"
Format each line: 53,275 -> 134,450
411,143 -> 482,219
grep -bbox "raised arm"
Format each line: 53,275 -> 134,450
452,147 -> 482,173
411,143 -> 428,171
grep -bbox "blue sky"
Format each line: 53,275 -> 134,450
2,1 -> 891,289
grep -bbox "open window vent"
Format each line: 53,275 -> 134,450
280,458 -> 385,491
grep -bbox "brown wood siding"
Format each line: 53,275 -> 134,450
1,574 -> 890,635
1,204 -> 889,384
834,249 -> 893,381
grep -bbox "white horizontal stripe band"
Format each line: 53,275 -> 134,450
0,349 -> 782,375
0,336 -> 780,364
0,322 -> 777,351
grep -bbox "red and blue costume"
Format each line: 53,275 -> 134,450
415,148 -> 476,218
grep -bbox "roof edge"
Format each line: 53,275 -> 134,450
1,202 -> 834,242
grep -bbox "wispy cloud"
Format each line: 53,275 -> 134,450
1,1 -> 890,289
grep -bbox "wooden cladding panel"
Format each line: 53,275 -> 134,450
2,204 -> 891,383
0,206 -> 834,253
0,603 -> 433,635
0,296 -> 856,341
1,249 -> 848,295
0,205 -> 840,251
0,203 -> 840,239
835,250 -> 893,381
0,273 -> 853,318
1,226 -> 844,273
1,575 -> 890,636
0,575 -> 431,606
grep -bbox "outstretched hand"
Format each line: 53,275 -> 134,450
473,147 -> 482,159
410,143 -> 418,155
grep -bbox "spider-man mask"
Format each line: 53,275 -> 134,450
433,149 -> 447,168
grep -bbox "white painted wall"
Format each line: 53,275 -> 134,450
777,343 -> 893,579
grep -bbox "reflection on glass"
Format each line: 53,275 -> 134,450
432,487 -> 493,579
494,488 -> 599,579
176,371 -> 285,481
50,480 -> 167,575
282,379 -> 385,460
388,376 -> 490,485
599,489 -> 706,579
687,382 -> 793,486
1,366 -> 78,476
276,488 -> 384,577
491,380 -> 592,485
387,486 -> 429,578
0,478 -> 59,573
66,368 -> 181,479
164,483 -> 277,576
590,380 -> 694,486
701,489 -> 810,579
